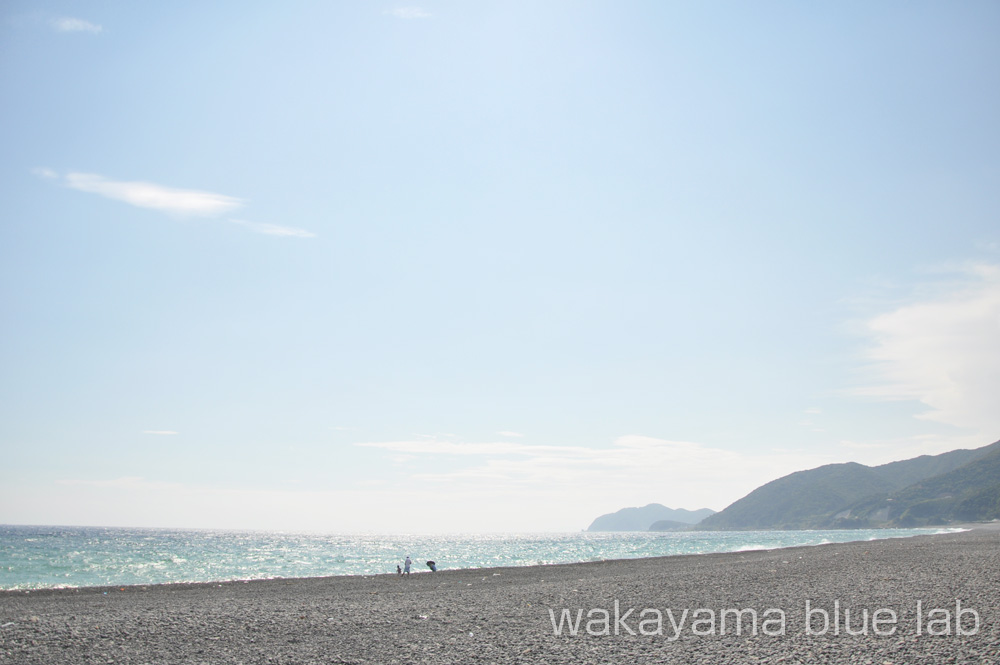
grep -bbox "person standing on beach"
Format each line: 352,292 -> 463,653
404,556 -> 412,575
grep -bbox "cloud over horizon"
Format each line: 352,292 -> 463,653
14,433 -> 811,532
356,434 -> 832,513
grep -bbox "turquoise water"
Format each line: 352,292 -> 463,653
0,525 -> 957,590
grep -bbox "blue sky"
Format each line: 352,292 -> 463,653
1,2 -> 998,532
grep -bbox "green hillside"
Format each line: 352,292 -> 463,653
697,439 -> 1000,530
587,504 -> 715,531
648,520 -> 690,532
873,445 -> 991,489
696,462 -> 890,530
839,445 -> 1000,527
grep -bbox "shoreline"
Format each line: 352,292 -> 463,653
0,523 -> 979,596
2,525 -> 998,663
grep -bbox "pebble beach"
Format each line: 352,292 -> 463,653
2,525 -> 998,664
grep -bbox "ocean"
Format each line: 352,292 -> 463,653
0,524 -> 957,590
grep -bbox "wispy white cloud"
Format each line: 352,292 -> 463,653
55,476 -> 178,490
52,17 -> 103,33
33,169 -> 316,239
852,262 -> 1000,439
65,172 -> 243,217
229,219 -> 317,239
357,434 -> 832,512
10,477 -> 469,532
384,7 -> 431,19
497,431 -> 524,438
143,430 -> 178,436
13,436 -> 827,532
31,167 -> 59,179
356,439 -> 556,456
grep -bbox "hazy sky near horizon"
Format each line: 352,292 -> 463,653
2,1 -> 999,532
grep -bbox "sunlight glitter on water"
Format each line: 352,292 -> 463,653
0,525 -> 947,590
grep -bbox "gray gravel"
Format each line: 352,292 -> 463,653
2,525 -> 998,664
